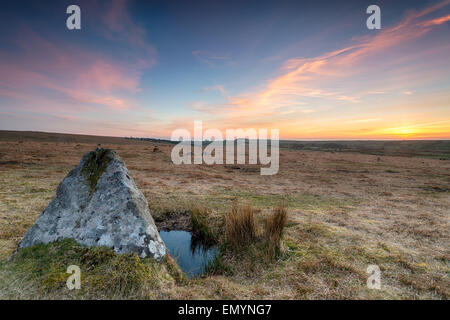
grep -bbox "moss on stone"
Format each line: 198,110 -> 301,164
81,148 -> 113,196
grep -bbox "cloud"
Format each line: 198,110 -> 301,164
0,1 -> 156,113
192,50 -> 231,67
420,14 -> 450,26
101,0 -> 157,68
347,118 -> 381,123
0,31 -> 139,111
202,85 -> 228,95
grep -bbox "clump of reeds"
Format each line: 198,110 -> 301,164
190,203 -> 215,243
264,202 -> 288,258
225,201 -> 256,249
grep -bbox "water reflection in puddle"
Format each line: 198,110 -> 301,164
159,230 -> 217,278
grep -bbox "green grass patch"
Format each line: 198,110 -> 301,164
0,239 -> 176,299
204,188 -> 359,213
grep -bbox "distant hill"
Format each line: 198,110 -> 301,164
280,140 -> 450,159
1,130 -> 448,159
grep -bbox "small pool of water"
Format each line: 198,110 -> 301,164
159,230 -> 218,278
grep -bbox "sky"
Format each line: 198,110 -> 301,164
0,0 -> 449,139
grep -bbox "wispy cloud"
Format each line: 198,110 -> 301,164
0,1 -> 156,113
192,50 -> 231,67
100,0 -> 156,68
0,30 -> 140,111
202,85 -> 228,95
420,13 -> 450,26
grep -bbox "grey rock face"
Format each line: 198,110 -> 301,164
18,148 -> 166,260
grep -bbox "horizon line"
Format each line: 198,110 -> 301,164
1,129 -> 449,142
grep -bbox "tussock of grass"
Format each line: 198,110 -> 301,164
225,201 -> 256,250
264,203 -> 288,258
205,250 -> 233,276
222,201 -> 289,263
189,204 -> 216,243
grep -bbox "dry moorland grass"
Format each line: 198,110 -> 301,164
0,131 -> 449,299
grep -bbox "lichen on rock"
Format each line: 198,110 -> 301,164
17,148 -> 166,261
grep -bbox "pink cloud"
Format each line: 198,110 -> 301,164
420,14 -> 450,26
101,0 -> 156,68
0,30 -> 144,112
0,1 -> 157,114
76,60 -> 140,93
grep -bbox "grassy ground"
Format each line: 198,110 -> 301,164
0,131 -> 448,299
